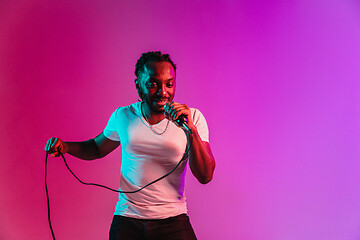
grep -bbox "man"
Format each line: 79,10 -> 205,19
45,51 -> 215,240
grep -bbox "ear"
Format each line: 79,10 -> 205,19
135,79 -> 143,100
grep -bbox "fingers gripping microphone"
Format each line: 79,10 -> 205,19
164,103 -> 192,134
175,115 -> 192,134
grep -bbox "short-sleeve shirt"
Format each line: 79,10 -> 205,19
103,101 -> 209,219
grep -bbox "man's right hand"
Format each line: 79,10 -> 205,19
44,137 -> 68,157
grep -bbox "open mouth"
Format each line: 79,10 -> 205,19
154,99 -> 168,106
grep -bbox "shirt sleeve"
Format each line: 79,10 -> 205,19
191,108 -> 209,142
103,108 -> 121,142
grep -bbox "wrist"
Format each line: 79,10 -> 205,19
188,123 -> 197,132
63,141 -> 71,154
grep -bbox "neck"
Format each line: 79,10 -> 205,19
141,102 -> 165,125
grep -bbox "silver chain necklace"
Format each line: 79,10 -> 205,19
141,103 -> 170,135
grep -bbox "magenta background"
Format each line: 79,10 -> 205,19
1,0 -> 360,239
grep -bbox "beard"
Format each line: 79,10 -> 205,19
141,93 -> 170,113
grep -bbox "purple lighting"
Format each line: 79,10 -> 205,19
0,0 -> 359,239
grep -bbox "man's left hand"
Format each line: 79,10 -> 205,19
164,101 -> 193,127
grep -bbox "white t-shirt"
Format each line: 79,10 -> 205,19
103,102 -> 209,219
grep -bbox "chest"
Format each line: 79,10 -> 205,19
119,118 -> 188,164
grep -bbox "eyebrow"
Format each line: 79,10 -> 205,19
149,77 -> 174,82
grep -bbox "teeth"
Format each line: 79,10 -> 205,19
155,99 -> 167,105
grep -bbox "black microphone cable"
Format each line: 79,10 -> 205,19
45,148 -> 56,240
45,128 -> 193,240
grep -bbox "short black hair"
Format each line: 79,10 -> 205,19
135,51 -> 177,78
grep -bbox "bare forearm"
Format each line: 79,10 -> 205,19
163,102 -> 216,183
188,126 -> 215,184
65,139 -> 101,160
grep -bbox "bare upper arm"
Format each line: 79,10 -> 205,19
203,141 -> 215,160
94,132 -> 120,158
203,141 -> 216,172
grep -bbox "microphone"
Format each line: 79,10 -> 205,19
174,115 -> 192,134
174,114 -> 186,127
164,103 -> 192,134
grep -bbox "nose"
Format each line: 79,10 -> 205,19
158,84 -> 167,96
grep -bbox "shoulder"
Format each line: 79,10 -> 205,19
190,107 -> 206,119
189,107 -> 208,126
112,102 -> 141,117
189,107 -> 209,141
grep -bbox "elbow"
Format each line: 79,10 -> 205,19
96,152 -> 106,159
85,151 -> 102,160
197,162 -> 216,184
197,174 -> 213,184
199,178 -> 212,185
191,156 -> 216,184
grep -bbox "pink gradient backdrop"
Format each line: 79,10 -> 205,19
1,0 -> 359,239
